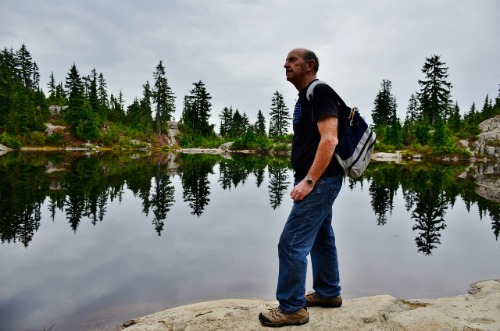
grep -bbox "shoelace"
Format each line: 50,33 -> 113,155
268,308 -> 284,320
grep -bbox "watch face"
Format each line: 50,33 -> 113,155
306,179 -> 313,185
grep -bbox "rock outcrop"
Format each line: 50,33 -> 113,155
0,143 -> 11,155
121,279 -> 499,331
465,115 -> 500,159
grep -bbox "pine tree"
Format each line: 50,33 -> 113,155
55,82 -> 66,106
97,72 -> 108,118
417,55 -> 453,126
219,106 -> 233,136
32,62 -> 40,91
0,48 -> 16,131
432,113 -> 446,146
405,94 -> 420,123
254,110 -> 266,135
230,109 -> 249,137
268,91 -> 290,137
64,63 -> 98,139
182,80 -> 213,136
64,63 -> 85,135
448,102 -> 461,132
47,72 -> 56,103
88,69 -> 99,118
152,60 -> 175,136
372,79 -> 397,128
481,94 -> 493,119
15,44 -> 33,89
139,81 -> 154,135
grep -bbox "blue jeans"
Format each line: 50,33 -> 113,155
277,175 -> 343,313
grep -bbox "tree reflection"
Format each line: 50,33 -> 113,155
150,167 -> 175,235
0,152 -> 498,249
268,159 -> 291,210
411,187 -> 448,255
178,154 -> 218,217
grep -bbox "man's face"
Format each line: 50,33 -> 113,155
284,49 -> 308,84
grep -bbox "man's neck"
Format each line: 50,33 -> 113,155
294,75 -> 317,92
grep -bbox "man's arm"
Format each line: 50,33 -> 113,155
290,115 -> 339,201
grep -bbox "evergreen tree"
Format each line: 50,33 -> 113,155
152,60 -> 175,136
97,72 -> 108,118
496,84 -> 500,108
64,63 -> 85,135
47,72 -> 56,103
417,55 -> 453,125
64,63 -> 98,140
108,92 -> 125,123
15,44 -> 33,89
32,61 -> 40,91
55,82 -> 66,106
219,106 -> 233,136
88,69 -> 99,118
139,81 -> 154,135
405,94 -> 420,123
230,109 -> 247,137
432,113 -> 446,146
0,48 -> 16,131
372,79 -> 397,128
182,80 -> 213,136
481,94 -> 494,119
268,91 -> 290,137
448,102 -> 461,132
254,109 -> 266,135
386,114 -> 403,147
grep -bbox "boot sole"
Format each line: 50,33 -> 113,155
306,301 -> 342,308
259,314 -> 309,327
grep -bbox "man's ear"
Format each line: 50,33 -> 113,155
306,59 -> 316,72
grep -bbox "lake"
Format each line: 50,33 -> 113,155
0,151 -> 498,331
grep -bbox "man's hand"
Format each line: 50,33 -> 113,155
290,180 -> 314,201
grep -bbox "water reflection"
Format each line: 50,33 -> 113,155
0,152 -> 498,255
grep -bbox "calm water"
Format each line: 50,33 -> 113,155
0,152 -> 499,331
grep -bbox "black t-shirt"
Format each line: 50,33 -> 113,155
291,80 -> 342,180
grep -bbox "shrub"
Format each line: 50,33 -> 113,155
22,131 -> 46,146
46,133 -> 65,145
0,132 -> 22,149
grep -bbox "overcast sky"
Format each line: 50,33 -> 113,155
2,0 -> 499,127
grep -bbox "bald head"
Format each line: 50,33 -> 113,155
284,48 -> 319,90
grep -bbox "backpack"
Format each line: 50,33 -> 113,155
306,80 -> 376,179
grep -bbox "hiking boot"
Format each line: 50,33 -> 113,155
305,292 -> 342,307
259,307 -> 309,327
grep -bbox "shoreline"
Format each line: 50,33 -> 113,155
119,279 -> 499,331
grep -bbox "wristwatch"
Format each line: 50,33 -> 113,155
305,176 -> 315,187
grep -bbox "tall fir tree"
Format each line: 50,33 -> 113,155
15,44 -> 33,89
219,106 -> 233,136
64,63 -> 98,139
372,79 -> 397,128
152,60 -> 175,136
88,69 -> 99,118
47,72 -> 56,103
97,72 -> 108,119
182,80 -> 213,136
405,94 -> 420,123
64,63 -> 85,134
448,102 -> 461,132
417,55 -> 453,126
254,109 -> 266,135
268,91 -> 290,137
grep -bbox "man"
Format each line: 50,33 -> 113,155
259,48 -> 344,327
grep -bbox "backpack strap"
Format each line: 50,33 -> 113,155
306,79 -> 350,122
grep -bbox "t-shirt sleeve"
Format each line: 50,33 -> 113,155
311,84 -> 339,122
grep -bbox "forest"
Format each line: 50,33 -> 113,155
1,44 -> 499,156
